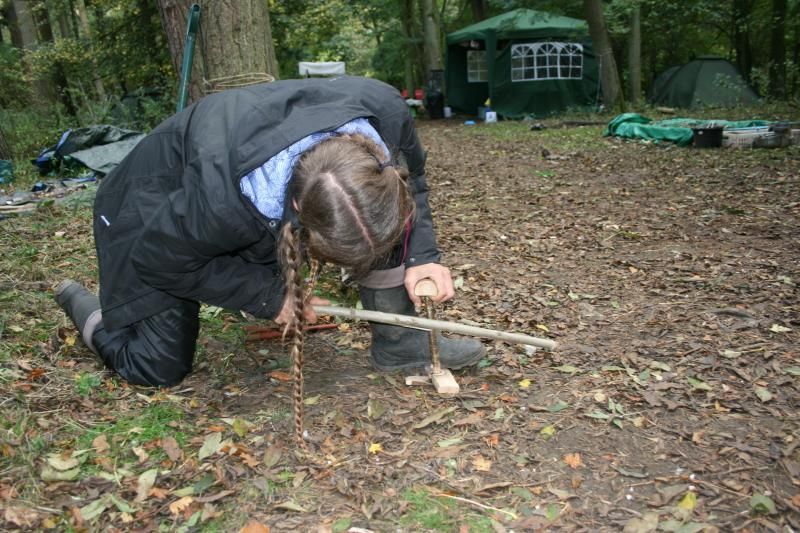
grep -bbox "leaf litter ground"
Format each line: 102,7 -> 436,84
0,119 -> 798,532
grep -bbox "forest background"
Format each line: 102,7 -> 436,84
1,0 -> 799,171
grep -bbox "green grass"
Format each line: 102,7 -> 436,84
399,488 -> 497,532
73,402 -> 185,452
75,372 -> 103,396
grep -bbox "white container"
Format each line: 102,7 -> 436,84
485,111 -> 498,123
443,106 -> 452,118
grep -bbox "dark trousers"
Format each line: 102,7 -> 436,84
92,300 -> 200,387
91,236 -> 407,387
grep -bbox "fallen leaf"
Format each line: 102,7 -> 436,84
239,521 -> 270,533
677,491 -> 697,511
518,379 -> 531,388
673,491 -> 697,520
232,418 -> 250,437
563,453 -> 582,469
263,445 -> 283,468
472,455 -> 492,472
268,370 -> 292,382
547,400 -> 570,412
46,453 -> 79,471
368,443 -> 383,454
132,446 -> 149,463
274,501 -> 309,513
753,386 -> 772,403
169,496 -> 194,516
161,436 -> 182,461
149,487 -> 169,500
92,434 -> 110,455
554,365 -> 580,374
452,412 -> 483,426
749,493 -> 776,514
769,324 -> 791,333
687,376 -> 712,391
3,506 -> 40,528
413,406 -> 457,429
367,398 -> 386,419
540,425 -> 556,438
80,497 -> 109,522
40,466 -> 80,482
198,432 -> 222,461
302,395 -> 320,406
135,469 -> 158,502
483,433 -> 500,447
623,511 -> 659,533
548,488 -> 576,500
109,494 -> 136,513
437,436 -> 463,447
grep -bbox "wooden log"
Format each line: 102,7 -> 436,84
312,305 -> 557,350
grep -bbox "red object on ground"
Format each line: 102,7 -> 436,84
414,88 -> 424,100
400,89 -> 409,98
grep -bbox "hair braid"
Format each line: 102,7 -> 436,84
279,223 -> 308,449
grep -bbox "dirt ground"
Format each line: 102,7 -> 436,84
1,118 -> 799,532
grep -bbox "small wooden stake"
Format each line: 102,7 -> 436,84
412,279 -> 460,395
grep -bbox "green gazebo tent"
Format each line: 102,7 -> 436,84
445,8 -> 600,118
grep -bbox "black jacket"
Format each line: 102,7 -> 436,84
94,76 -> 440,331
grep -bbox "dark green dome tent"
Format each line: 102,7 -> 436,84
648,56 -> 760,108
445,8 -> 600,118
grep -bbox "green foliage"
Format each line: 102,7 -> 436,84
0,43 -> 31,107
75,372 -> 103,396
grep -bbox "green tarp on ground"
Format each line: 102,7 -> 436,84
604,113 -> 773,146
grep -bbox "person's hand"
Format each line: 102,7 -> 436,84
274,294 -> 330,325
404,263 -> 454,305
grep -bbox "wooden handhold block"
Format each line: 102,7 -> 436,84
431,369 -> 460,394
414,278 -> 439,298
405,375 -> 430,386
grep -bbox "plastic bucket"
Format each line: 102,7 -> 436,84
692,127 -> 724,148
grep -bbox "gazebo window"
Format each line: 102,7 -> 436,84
467,50 -> 488,82
511,42 -> 583,81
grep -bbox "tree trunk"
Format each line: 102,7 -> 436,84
627,2 -> 641,107
732,0 -> 754,84
769,0 -> 787,97
262,4 -> 279,81
401,0 -> 417,96
32,4 -> 76,115
0,127 -> 12,160
421,0 -> 443,76
8,0 -> 38,48
74,0 -> 106,99
583,0 -> 622,110
7,0 -> 55,104
470,0 -> 488,21
156,0 -> 278,105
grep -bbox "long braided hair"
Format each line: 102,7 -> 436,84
278,133 -> 414,447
